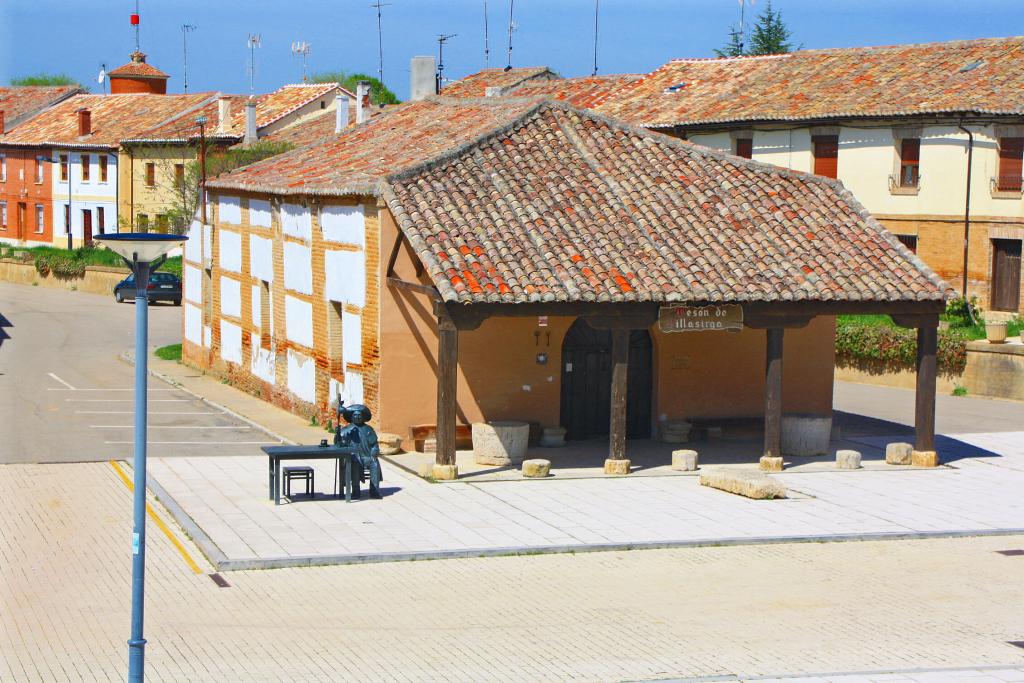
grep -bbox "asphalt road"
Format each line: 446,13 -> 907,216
0,281 -> 277,463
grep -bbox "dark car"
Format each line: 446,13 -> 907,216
114,272 -> 182,305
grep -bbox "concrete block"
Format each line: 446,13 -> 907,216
522,459 -> 551,478
836,450 -> 862,469
472,421 -> 530,466
781,414 -> 832,456
431,464 -> 459,480
671,450 -> 698,471
911,450 -> 940,468
699,469 -> 787,499
539,427 -> 567,448
886,442 -> 913,465
759,455 -> 784,472
604,459 -> 631,475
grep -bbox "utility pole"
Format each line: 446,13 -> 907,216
592,0 -> 599,76
181,24 -> 196,93
506,0 -> 515,70
131,0 -> 141,53
483,0 -> 490,68
247,33 -> 262,97
437,34 -> 456,91
371,1 -> 390,85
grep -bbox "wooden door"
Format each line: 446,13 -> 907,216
812,135 -> 839,178
82,209 -> 92,244
991,239 -> 1022,312
16,203 -> 26,240
560,319 -> 652,440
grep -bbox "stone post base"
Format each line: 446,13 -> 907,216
604,459 -> 631,475
836,450 -> 862,469
759,455 -> 784,472
432,464 -> 459,480
522,459 -> 551,478
911,450 -> 940,468
671,450 -> 699,471
885,442 -> 913,465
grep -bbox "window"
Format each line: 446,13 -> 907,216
35,156 -> 44,183
35,204 -> 44,233
260,281 -> 272,349
174,163 -> 185,189
0,154 -> 6,181
97,206 -> 105,234
997,137 -> 1024,192
64,204 -> 70,234
898,138 -> 920,188
896,234 -> 918,254
99,155 -> 108,182
137,214 -> 149,230
145,162 -> 156,187
156,214 -> 169,232
80,154 -> 90,182
59,154 -> 68,182
0,202 -> 6,229
735,138 -> 753,159
812,135 -> 839,178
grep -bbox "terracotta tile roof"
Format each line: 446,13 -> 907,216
442,67 -> 557,98
125,95 -> 248,143
381,101 -> 949,305
0,86 -> 81,127
108,60 -> 169,79
207,96 -> 544,195
597,36 -> 1024,128
0,92 -> 216,148
250,100 -> 395,149
507,74 -> 643,109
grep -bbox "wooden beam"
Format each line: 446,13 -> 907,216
609,328 -> 629,461
743,313 -> 814,330
892,313 -> 940,330
387,276 -> 440,300
584,312 -> 659,329
915,320 -> 938,452
764,328 -> 785,459
435,314 -> 459,467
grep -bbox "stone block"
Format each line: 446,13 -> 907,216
836,449 -> 862,469
781,414 -> 832,456
431,464 -> 459,480
759,455 -> 784,472
699,469 -> 787,499
472,421 -> 530,466
885,442 -> 913,465
911,450 -> 940,468
660,420 -> 692,444
539,427 -> 567,448
378,432 -> 403,456
671,450 -> 698,471
522,459 -> 551,478
604,459 -> 631,475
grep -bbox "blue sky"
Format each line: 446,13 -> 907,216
1,1 -> 1020,99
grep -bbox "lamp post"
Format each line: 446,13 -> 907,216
94,233 -> 187,683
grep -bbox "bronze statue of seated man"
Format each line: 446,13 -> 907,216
335,403 -> 383,499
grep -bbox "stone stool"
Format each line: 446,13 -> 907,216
539,427 -> 567,447
836,450 -> 862,469
472,421 -> 530,466
671,449 -> 699,471
885,442 -> 913,465
522,459 -> 551,478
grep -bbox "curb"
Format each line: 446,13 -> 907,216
146,470 -> 229,570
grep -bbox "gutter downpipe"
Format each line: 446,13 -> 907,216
956,119 -> 979,325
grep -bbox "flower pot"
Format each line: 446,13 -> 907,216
985,321 -> 1008,344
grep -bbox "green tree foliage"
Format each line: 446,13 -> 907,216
311,71 -> 400,105
10,73 -> 80,87
748,1 -> 797,56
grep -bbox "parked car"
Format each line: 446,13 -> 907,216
114,272 -> 182,305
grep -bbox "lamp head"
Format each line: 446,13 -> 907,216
195,115 -> 208,126
94,233 -> 187,264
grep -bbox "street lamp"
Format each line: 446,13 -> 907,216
94,232 -> 187,683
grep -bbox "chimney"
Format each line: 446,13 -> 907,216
410,56 -> 437,100
217,97 -> 232,135
77,108 -> 91,136
244,99 -> 257,144
335,97 -> 350,133
0,110 -> 4,135
356,81 -> 371,124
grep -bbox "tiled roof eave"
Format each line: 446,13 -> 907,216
0,139 -> 117,150
638,107 -> 1024,129
205,177 -> 382,199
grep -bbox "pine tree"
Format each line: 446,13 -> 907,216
715,26 -> 746,58
748,1 -> 797,56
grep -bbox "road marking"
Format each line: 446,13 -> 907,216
48,388 -> 176,392
47,373 -> 76,390
77,411 -> 221,415
109,460 -> 204,575
67,399 -> 192,403
105,440 -> 277,445
92,425 -> 251,429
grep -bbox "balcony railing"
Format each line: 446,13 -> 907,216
992,175 -> 1023,194
888,174 -> 921,193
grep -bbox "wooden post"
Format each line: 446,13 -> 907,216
761,327 -> 785,471
434,314 -> 459,478
914,319 -> 938,456
605,328 -> 631,474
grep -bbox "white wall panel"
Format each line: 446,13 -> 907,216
184,303 -> 202,344
250,333 -> 275,383
220,276 -> 241,317
219,196 -> 241,224
283,242 -> 312,294
324,249 -> 365,307
249,235 -> 273,282
284,295 -> 313,347
249,198 -> 271,227
219,230 -> 242,273
184,265 -> 201,303
281,203 -> 312,241
220,320 -> 242,364
321,205 -> 365,247
287,349 -> 316,403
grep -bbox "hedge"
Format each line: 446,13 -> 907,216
835,321 -> 967,376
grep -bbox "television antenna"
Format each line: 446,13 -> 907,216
437,33 -> 457,90
291,41 -> 312,82
131,0 -> 141,53
505,0 -> 517,71
592,0 -> 599,76
371,1 -> 390,85
483,0 -> 490,68
733,0 -> 756,55
247,33 -> 262,97
182,24 -> 197,93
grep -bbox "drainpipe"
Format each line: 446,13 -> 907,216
129,147 -> 135,232
956,119 -> 978,325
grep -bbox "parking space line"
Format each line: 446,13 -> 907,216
105,440 -> 276,445
48,388 -> 176,392
47,373 -> 76,390
77,411 -> 221,415
109,460 -> 204,575
91,425 -> 251,429
67,399 -> 192,403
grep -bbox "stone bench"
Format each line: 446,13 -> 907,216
699,469 -> 787,499
408,424 -> 472,453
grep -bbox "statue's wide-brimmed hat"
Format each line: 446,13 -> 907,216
341,404 -> 371,422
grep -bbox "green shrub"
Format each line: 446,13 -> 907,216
33,255 -> 50,276
943,296 -> 980,325
835,321 -> 967,376
47,255 -> 87,279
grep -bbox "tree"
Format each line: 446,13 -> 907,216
311,71 -> 400,105
715,26 -> 746,58
10,73 -> 80,87
748,1 -> 798,56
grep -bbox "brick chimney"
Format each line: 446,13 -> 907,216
217,97 -> 232,135
244,99 -> 257,144
335,97 -> 349,133
0,110 -> 4,135
410,56 -> 437,100
77,108 -> 92,136
356,81 -> 371,124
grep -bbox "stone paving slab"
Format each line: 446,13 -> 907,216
148,429 -> 1024,570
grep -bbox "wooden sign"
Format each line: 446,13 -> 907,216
658,304 -> 744,333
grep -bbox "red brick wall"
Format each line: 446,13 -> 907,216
0,147 -> 54,244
